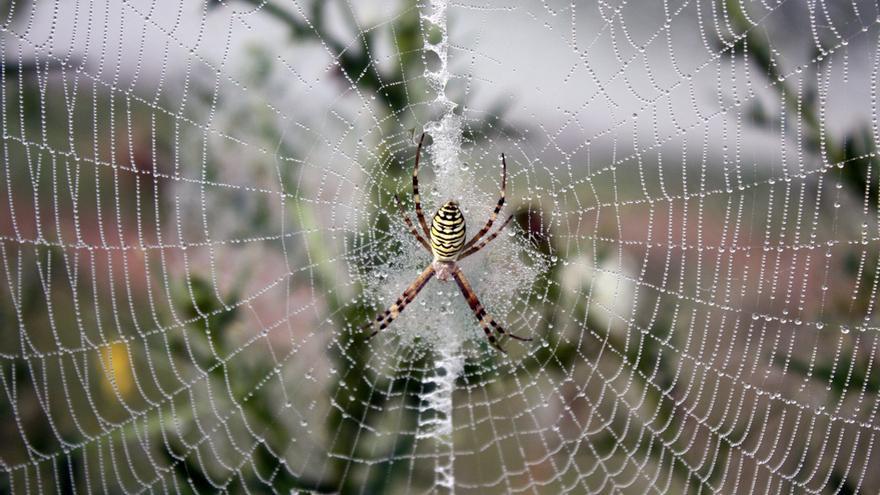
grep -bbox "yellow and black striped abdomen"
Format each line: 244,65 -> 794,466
430,201 -> 466,261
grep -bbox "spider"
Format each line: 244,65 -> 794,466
364,133 -> 532,353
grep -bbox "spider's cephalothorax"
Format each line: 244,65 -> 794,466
363,133 -> 531,353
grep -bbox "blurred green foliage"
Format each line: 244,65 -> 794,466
724,0 -> 879,209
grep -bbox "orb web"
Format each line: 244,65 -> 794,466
1,0 -> 880,493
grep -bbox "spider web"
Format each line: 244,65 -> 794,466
2,0 -> 880,492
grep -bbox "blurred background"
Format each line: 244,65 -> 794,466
2,0 -> 880,493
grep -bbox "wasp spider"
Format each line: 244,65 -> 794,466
364,133 -> 531,353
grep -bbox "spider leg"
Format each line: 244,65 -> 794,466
451,264 -> 531,353
411,133 -> 431,239
461,153 -> 507,251
458,214 -> 514,260
394,194 -> 431,252
365,264 -> 435,339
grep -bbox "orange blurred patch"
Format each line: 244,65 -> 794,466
99,342 -> 133,399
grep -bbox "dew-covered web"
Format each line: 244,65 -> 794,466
3,0 -> 880,492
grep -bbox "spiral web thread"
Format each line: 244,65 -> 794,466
1,0 -> 880,493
